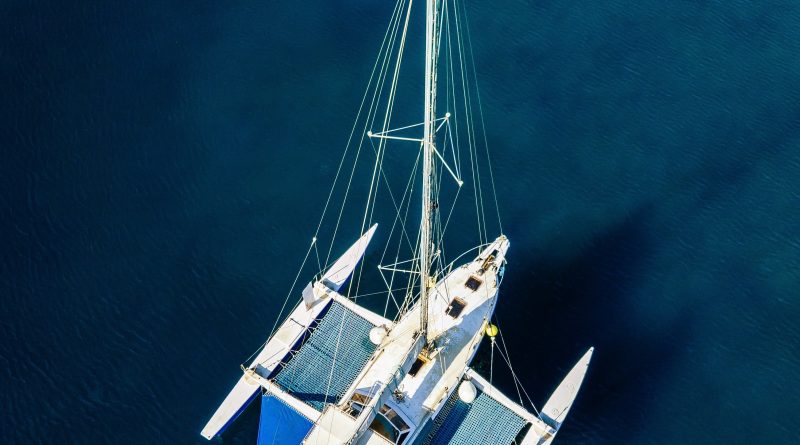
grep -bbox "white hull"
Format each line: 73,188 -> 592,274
522,348 -> 594,445
201,227 -> 379,440
200,298 -> 329,439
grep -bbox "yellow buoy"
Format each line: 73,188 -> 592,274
485,323 -> 499,338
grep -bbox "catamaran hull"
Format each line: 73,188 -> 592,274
202,227 -> 378,440
521,347 -> 594,445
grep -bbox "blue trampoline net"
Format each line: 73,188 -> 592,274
257,394 -> 313,445
419,387 -> 528,445
273,301 -> 377,410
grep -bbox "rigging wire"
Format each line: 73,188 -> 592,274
376,145 -> 422,316
351,0 -> 416,311
321,0 -> 413,424
461,0 -> 503,235
322,0 -> 403,270
244,237 -> 315,366
453,0 -> 487,245
493,323 -> 541,416
247,0 -> 527,425
244,0 -> 408,367
312,0 -> 405,253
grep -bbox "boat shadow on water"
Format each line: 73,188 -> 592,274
484,204 -> 696,444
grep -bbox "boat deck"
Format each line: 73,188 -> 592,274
392,239 -> 509,427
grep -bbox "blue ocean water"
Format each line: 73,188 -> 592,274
2,0 -> 799,443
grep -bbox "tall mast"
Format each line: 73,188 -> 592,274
419,0 -> 438,347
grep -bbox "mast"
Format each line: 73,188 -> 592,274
419,0 -> 438,347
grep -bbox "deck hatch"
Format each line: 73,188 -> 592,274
445,297 -> 467,318
408,352 -> 430,377
464,276 -> 483,291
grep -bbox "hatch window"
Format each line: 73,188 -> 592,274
445,297 -> 467,318
408,352 -> 430,377
370,403 -> 411,444
465,276 -> 483,291
345,392 -> 373,417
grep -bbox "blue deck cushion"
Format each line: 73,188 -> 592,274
273,301 -> 377,410
257,394 -> 313,445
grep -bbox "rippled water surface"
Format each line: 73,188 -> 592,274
2,0 -> 799,443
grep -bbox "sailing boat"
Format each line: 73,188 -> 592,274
202,0 -> 592,443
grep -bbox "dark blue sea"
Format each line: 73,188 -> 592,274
2,0 -> 799,443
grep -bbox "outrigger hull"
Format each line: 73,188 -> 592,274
414,348 -> 593,445
200,297 -> 329,439
201,226 -> 378,440
534,347 -> 594,445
